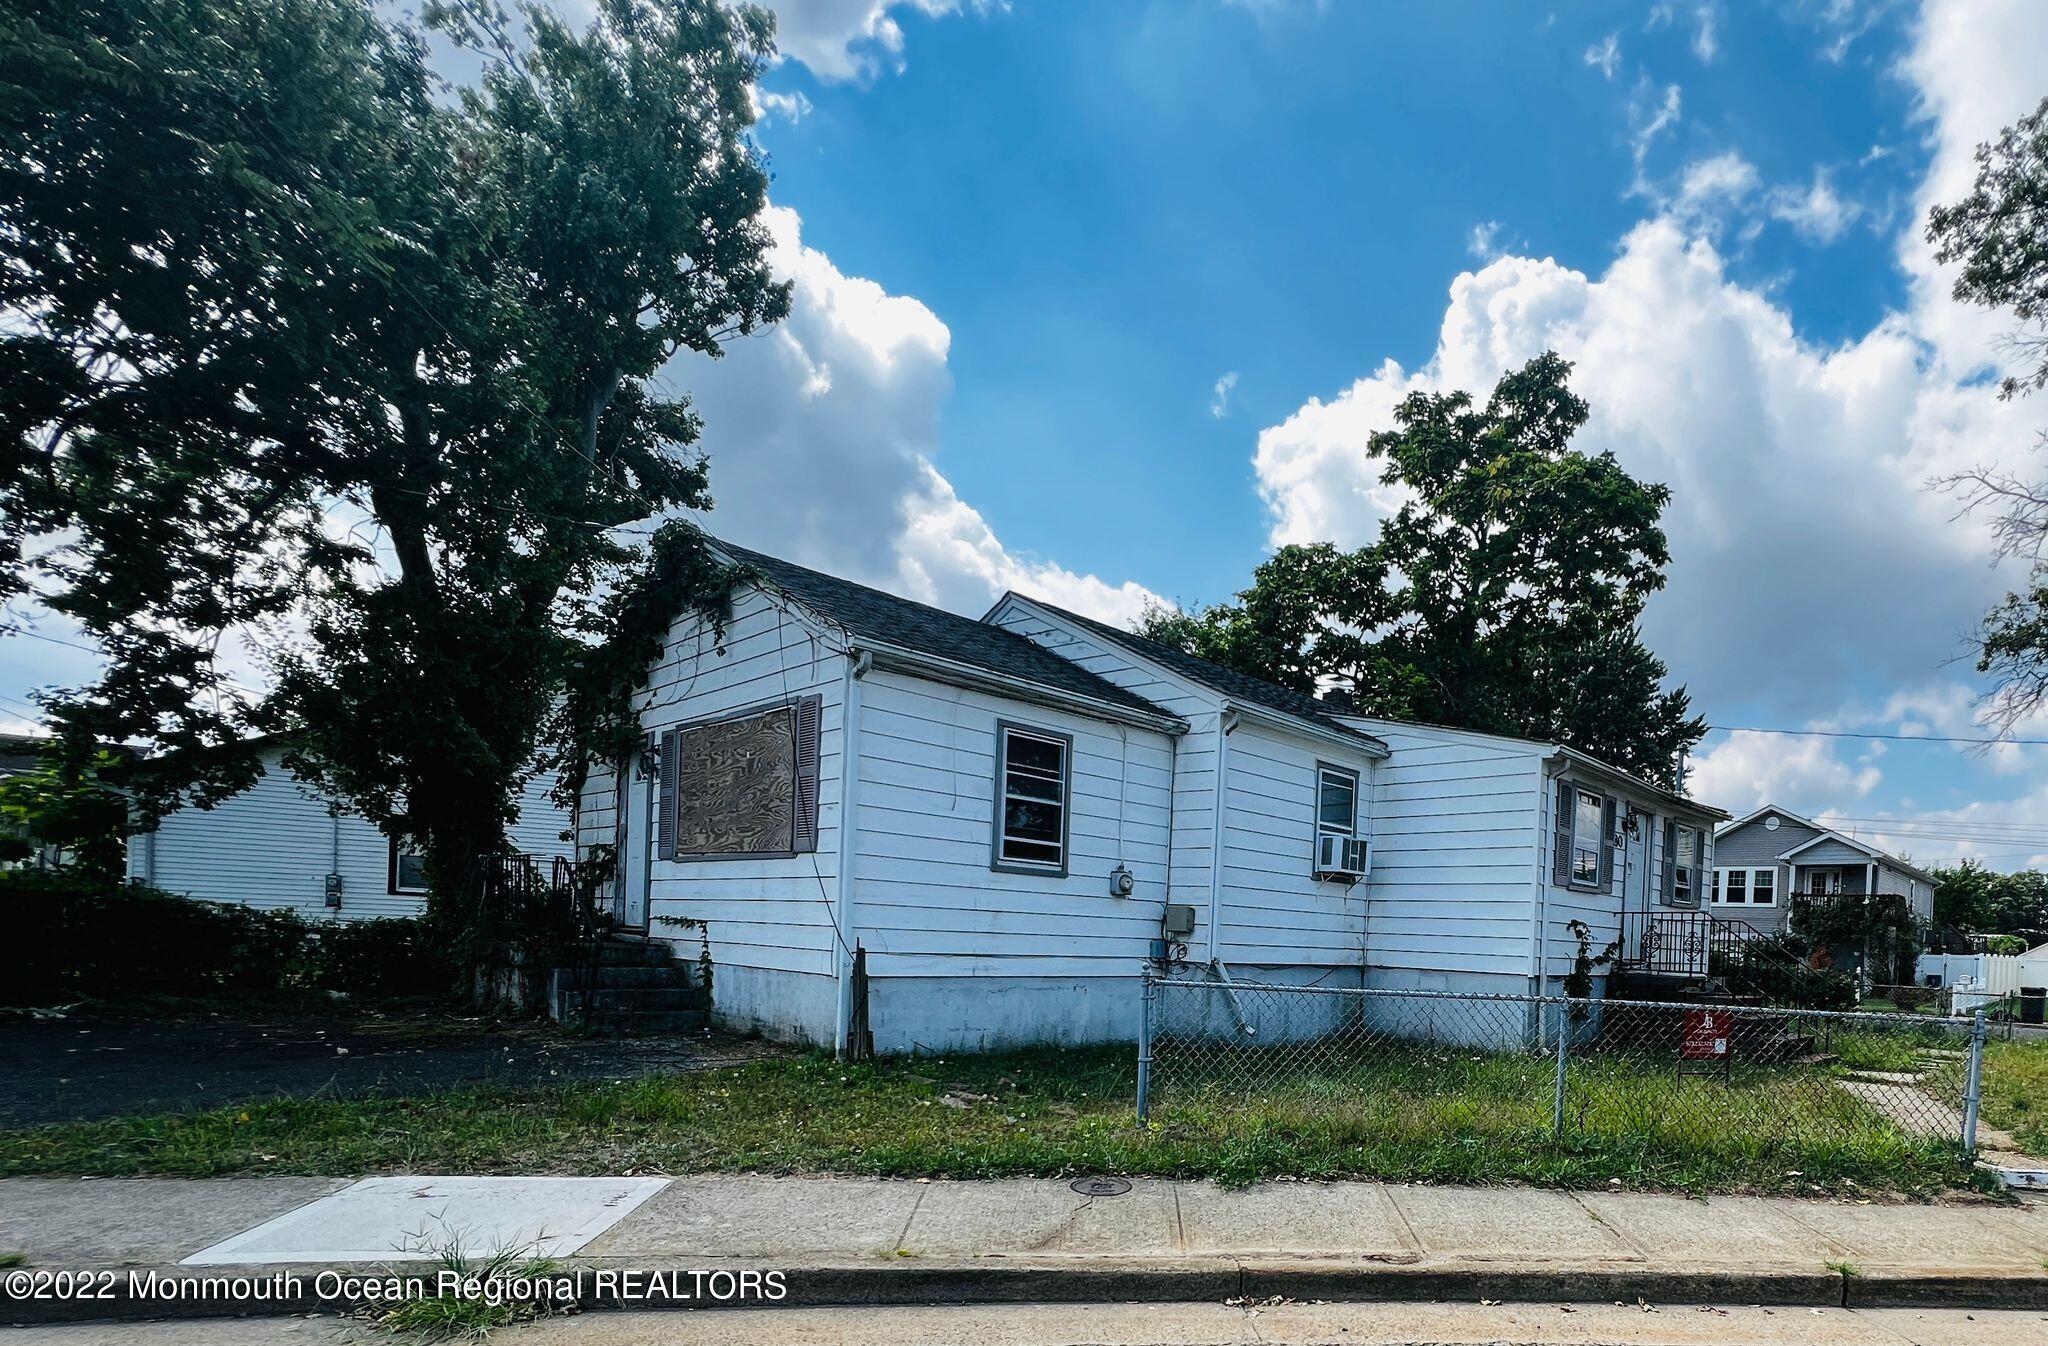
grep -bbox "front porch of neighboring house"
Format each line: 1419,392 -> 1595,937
1614,862 -> 1876,987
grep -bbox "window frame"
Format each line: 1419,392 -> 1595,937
665,697 -> 810,863
387,837 -> 429,896
1671,822 -> 1701,907
990,720 -> 1073,877
1313,761 -> 1362,879
1568,786 -> 1606,889
1712,865 -> 1778,907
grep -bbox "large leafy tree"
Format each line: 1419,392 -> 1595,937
1140,354 -> 1703,785
1926,94 -> 2048,733
1928,859 -> 2048,941
0,0 -> 788,925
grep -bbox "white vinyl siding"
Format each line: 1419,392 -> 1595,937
850,669 -> 1173,980
1347,718 -> 1544,981
1215,718 -> 1375,966
986,603 -> 1224,925
991,598 -> 1379,970
628,587 -> 848,980
129,746 -> 571,922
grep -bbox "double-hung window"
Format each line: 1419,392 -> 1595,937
1670,822 -> 1700,907
1317,765 -> 1359,843
388,838 -> 429,895
993,723 -> 1071,874
1713,866 -> 1777,906
1570,787 -> 1605,886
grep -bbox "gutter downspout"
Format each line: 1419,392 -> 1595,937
1207,709 -> 1239,963
1531,762 -> 1556,1045
833,648 -> 873,1060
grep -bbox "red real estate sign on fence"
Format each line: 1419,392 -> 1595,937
1681,1009 -> 1730,1060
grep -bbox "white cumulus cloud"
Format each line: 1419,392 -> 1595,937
1252,215 -> 2048,726
668,205 -> 1159,627
762,0 -> 973,83
1768,168 -> 1863,242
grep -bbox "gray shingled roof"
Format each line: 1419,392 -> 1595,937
1010,599 -> 1389,752
712,541 -> 1179,724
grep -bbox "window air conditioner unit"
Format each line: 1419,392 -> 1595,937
1316,833 -> 1369,879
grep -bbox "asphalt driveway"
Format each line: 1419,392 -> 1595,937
0,1006 -> 777,1128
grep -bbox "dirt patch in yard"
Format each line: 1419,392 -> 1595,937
0,1004 -> 780,1128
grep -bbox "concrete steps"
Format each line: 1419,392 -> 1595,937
549,938 -> 709,1037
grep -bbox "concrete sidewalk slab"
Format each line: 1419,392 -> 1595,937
1175,1180 -> 1418,1258
6,1175 -> 2048,1326
181,1176 -> 667,1265
901,1179 -> 1180,1257
582,1176 -> 923,1259
1384,1184 -> 1640,1262
1573,1191 -> 1857,1264
0,1178 -> 351,1265
1772,1200 -> 2048,1269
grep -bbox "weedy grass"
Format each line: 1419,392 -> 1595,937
367,1236 -> 562,1342
0,1039 -> 2006,1196
1981,1037 -> 2048,1154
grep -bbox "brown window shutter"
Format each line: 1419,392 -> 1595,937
1550,778 -> 1574,887
793,694 -> 823,853
656,730 -> 679,861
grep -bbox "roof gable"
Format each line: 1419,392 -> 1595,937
709,541 -> 1176,725
991,593 -> 1388,754
1718,803 -> 1936,884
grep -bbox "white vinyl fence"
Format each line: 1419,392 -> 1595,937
1917,950 -> 2048,1012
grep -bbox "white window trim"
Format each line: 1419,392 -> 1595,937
1569,786 -> 1605,888
1671,822 -> 1701,906
991,721 -> 1071,876
1712,865 -> 1777,907
1315,764 -> 1360,841
388,837 -> 429,896
1314,762 -> 1362,879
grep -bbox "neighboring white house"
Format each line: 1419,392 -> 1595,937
578,539 -> 1726,1054
128,740 -> 572,922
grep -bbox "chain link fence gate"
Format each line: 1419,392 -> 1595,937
1136,972 -> 1989,1170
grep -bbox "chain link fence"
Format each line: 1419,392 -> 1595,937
1137,973 -> 1989,1172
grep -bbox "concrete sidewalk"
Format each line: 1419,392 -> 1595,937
3,1175 -> 2047,1324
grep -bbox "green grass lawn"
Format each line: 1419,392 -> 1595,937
1982,1038 -> 2048,1155
0,1039 -> 2005,1197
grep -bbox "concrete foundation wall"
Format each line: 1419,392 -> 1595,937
707,964 -> 839,1048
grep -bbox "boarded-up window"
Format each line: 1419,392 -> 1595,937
674,704 -> 799,857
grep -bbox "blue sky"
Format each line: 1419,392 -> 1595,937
8,0 -> 2048,868
754,0 -> 1928,605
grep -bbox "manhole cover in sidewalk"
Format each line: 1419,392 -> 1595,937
1069,1176 -> 1131,1197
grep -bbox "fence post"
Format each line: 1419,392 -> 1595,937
1962,1008 -> 1987,1154
1136,970 -> 1155,1126
1552,1000 -> 1570,1139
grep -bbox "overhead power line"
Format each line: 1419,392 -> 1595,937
1707,724 -> 2048,748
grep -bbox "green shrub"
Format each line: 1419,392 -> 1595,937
1,871 -> 449,1005
1714,934 -> 1860,1011
1986,934 -> 2028,955
309,917 -> 455,997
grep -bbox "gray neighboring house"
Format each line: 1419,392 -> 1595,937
1710,804 -> 1936,934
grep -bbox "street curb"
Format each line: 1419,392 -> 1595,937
1845,1269 -> 2048,1310
4,1259 -> 2045,1326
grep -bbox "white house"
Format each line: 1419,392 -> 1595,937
128,739 -> 572,922
578,539 -> 1726,1054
